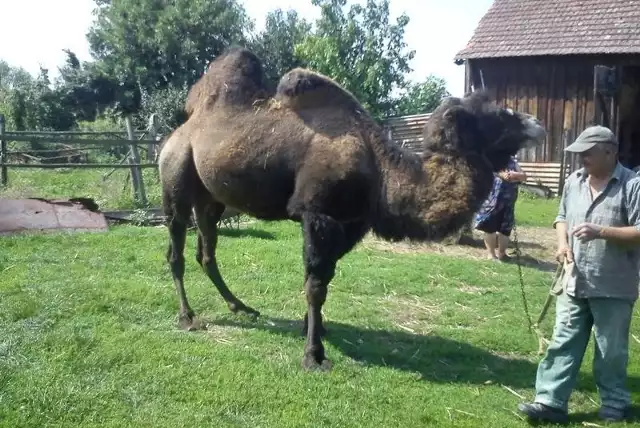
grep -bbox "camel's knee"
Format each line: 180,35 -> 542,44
199,256 -> 214,269
169,254 -> 185,275
305,253 -> 336,284
305,277 -> 328,306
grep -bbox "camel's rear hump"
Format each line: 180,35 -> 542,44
275,68 -> 367,117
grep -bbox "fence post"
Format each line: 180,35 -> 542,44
125,115 -> 147,206
147,113 -> 159,161
0,114 -> 6,186
557,128 -> 570,198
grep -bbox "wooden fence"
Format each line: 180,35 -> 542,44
0,114 -> 161,206
383,112 -> 432,154
382,113 -> 568,196
1,110 -> 569,205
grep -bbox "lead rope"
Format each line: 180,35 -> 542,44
511,221 -> 532,333
512,219 -> 562,354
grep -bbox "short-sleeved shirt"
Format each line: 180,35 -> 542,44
554,162 -> 640,301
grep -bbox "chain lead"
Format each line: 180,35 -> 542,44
512,221 -> 533,333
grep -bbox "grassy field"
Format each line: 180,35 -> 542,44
2,175 -> 640,427
0,167 -> 162,210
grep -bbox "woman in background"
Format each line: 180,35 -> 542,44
474,155 -> 527,261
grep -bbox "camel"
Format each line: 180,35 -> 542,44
158,47 -> 546,371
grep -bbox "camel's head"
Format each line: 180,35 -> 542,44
423,91 -> 546,171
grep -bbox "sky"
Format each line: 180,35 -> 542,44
0,0 -> 495,97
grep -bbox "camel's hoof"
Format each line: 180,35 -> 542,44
178,312 -> 203,331
229,302 -> 260,319
301,354 -> 333,372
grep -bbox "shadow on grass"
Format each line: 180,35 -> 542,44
500,254 -> 558,273
212,315 -> 640,395
216,227 -> 276,240
453,235 -> 557,273
570,405 -> 640,424
457,234 -> 546,251
213,315 -> 536,387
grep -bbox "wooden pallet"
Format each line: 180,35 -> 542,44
519,162 -> 570,195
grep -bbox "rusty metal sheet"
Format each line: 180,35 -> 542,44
0,198 -> 109,235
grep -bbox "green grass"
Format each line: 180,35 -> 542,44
2,207 -> 640,427
0,168 -> 162,210
515,191 -> 560,228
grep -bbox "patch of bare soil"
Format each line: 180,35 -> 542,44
362,226 -> 558,272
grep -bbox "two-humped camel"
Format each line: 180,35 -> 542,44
158,47 -> 546,371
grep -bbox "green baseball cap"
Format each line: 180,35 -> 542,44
564,125 -> 618,153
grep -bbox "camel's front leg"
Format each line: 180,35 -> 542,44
301,218 -> 368,339
300,212 -> 344,371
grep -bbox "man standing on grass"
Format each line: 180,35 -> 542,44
517,125 -> 640,424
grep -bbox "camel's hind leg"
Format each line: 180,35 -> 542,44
193,199 -> 260,318
165,204 -> 201,331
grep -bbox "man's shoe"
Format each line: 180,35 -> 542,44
517,402 -> 569,424
598,406 -> 627,422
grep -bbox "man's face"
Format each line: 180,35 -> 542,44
579,143 -> 614,174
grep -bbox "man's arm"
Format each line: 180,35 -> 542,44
553,179 -> 573,262
598,225 -> 640,242
556,221 -> 569,247
583,178 -> 640,244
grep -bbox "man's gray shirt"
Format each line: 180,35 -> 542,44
554,162 -> 640,300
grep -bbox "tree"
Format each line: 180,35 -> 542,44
393,75 -> 451,116
248,9 -> 312,89
0,61 -> 75,131
294,0 -> 415,119
86,0 -> 252,94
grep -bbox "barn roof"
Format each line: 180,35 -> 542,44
454,0 -> 640,62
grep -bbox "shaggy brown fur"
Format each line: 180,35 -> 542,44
158,47 -> 546,371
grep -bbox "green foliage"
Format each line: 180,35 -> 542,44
87,0 -> 252,94
0,62 -> 75,131
1,0 -> 454,136
248,9 -> 312,89
54,50 -> 123,122
136,86 -> 188,130
393,75 -> 451,116
294,0 -> 415,119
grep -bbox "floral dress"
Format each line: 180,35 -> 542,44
473,156 -> 520,236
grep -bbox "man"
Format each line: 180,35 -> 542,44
517,125 -> 640,424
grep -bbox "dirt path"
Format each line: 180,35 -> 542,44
362,226 -> 559,272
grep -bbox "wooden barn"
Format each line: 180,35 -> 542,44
452,0 -> 640,194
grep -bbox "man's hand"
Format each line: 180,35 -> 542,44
556,245 -> 574,263
572,222 -> 603,242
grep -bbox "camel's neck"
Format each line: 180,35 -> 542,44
369,138 -> 494,242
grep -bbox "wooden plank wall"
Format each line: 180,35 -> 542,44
467,55 -> 640,165
469,56 -> 601,163
519,162 -> 570,195
384,113 -> 431,154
